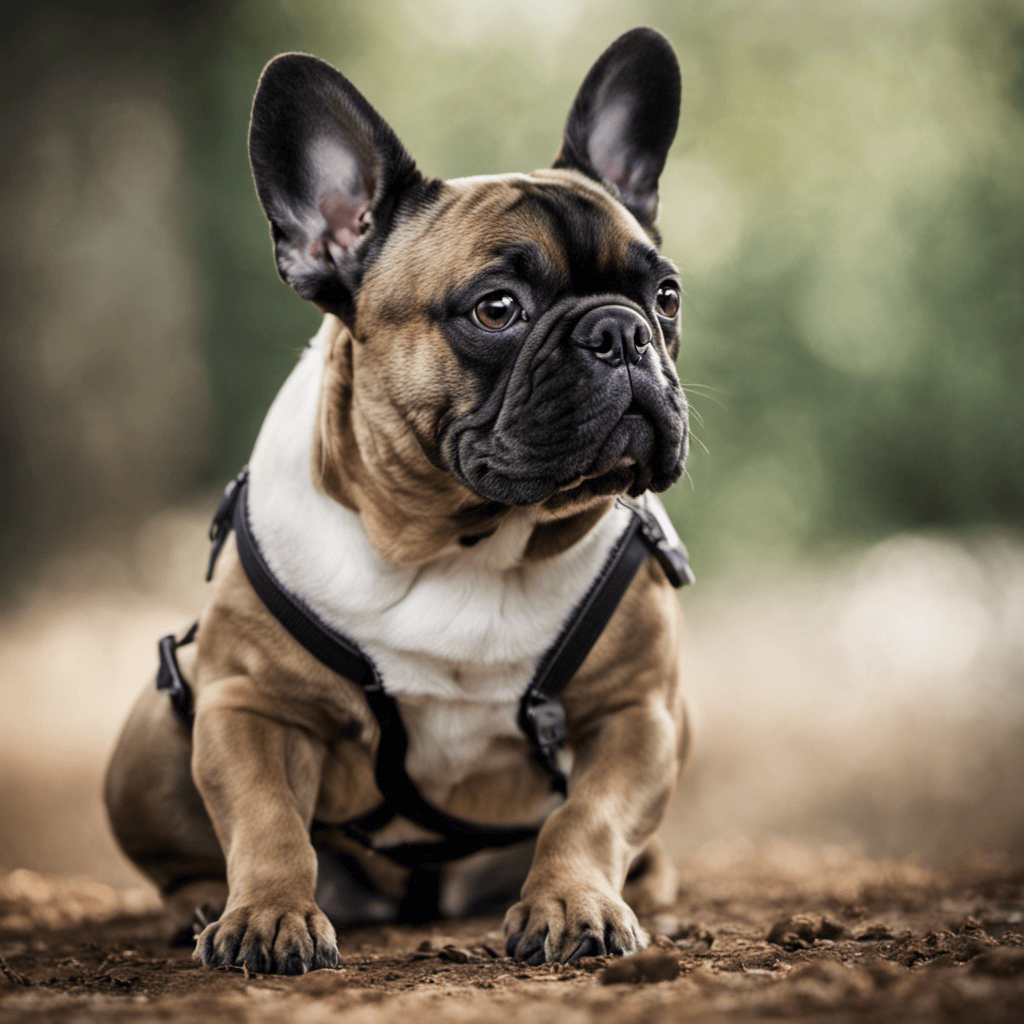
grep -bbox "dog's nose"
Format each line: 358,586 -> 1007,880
569,306 -> 652,367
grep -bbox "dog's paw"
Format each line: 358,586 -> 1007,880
194,901 -> 339,974
503,885 -> 647,964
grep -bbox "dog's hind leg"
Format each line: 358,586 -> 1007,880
622,834 -> 679,917
164,879 -> 229,946
105,680 -> 227,941
438,841 -> 537,919
313,846 -> 400,927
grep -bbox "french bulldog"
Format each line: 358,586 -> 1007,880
105,26 -> 690,975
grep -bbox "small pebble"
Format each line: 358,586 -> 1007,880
438,945 -> 473,964
599,949 -> 681,985
767,913 -> 846,948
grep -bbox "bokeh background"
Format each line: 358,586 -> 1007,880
1,0 -> 1022,892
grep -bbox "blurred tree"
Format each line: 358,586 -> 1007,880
652,0 -> 1024,565
160,0 -> 372,479
2,0 -> 1022,583
0,0 -> 209,580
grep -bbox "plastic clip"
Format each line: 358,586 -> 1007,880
156,623 -> 198,724
523,695 -> 567,752
206,467 -> 249,582
632,502 -> 695,589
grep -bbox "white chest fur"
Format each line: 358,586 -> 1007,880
246,319 -> 633,807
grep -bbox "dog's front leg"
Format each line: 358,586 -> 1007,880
504,697 -> 678,964
190,679 -> 339,974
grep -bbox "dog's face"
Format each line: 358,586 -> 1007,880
249,29 -> 687,544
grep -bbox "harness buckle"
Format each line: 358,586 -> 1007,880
523,695 -> 566,751
157,623 -> 198,725
625,498 -> 695,588
206,467 -> 249,582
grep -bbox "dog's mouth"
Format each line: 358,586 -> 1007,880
451,397 -> 684,508
556,455 -> 636,491
543,461 -> 642,511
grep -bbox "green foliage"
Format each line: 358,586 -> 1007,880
664,174 -> 1024,568
160,0 -> 1024,569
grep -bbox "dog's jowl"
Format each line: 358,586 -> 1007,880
105,27 -> 692,974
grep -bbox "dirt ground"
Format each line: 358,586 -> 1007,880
2,519 -> 1022,1022
2,845 -> 1022,1024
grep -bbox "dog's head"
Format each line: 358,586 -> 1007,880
250,28 -> 687,560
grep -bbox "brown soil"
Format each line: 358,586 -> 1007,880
2,846 -> 1022,1023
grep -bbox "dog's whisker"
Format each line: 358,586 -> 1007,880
690,394 -> 726,411
689,432 -> 711,458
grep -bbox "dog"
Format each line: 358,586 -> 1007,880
105,26 -> 690,975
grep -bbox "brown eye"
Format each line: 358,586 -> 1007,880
473,292 -> 521,331
656,283 -> 680,320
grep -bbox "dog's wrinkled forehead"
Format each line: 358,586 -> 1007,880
358,169 -> 654,326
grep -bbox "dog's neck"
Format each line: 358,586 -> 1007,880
309,315 -> 612,566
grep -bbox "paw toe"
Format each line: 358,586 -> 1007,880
504,888 -> 646,965
193,905 -> 338,975
513,927 -> 548,963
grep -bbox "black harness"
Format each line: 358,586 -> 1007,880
158,468 -> 692,871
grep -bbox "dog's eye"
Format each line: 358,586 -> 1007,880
655,283 -> 680,320
472,292 -> 521,331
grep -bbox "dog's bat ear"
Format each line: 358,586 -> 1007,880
554,28 -> 680,229
249,53 -> 422,322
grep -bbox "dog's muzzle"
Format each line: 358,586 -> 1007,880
445,297 -> 688,507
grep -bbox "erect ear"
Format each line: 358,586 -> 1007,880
249,53 -> 422,323
554,28 -> 680,229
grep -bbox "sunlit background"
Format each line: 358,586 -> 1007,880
1,0 -> 1022,891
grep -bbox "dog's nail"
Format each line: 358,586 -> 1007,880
279,952 -> 307,976
568,933 -> 605,963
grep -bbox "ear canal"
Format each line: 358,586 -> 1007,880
555,28 -> 681,228
248,53 -> 421,320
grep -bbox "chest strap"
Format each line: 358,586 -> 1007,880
520,492 -> 693,793
159,467 -> 692,867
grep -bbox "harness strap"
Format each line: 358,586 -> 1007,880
159,467 -> 693,868
518,511 -> 646,794
517,496 -> 694,793
230,471 -> 376,691
230,470 -> 541,864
